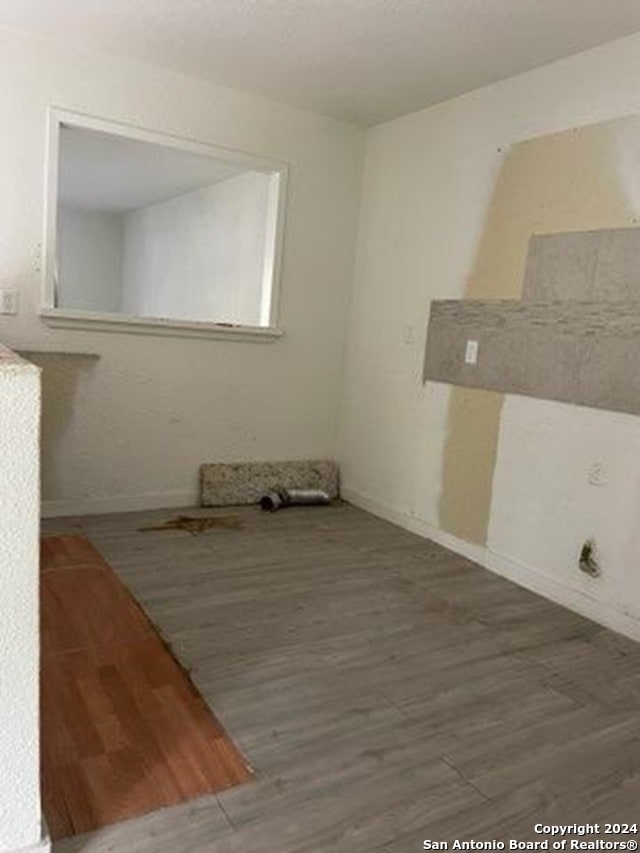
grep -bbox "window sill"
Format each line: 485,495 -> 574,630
40,308 -> 283,342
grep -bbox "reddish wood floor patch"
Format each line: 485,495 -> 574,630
41,535 -> 252,840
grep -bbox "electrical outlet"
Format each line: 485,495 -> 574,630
0,290 -> 18,315
464,339 -> 479,365
587,462 -> 607,487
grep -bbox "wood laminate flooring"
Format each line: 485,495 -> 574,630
41,535 -> 252,840
42,503 -> 640,852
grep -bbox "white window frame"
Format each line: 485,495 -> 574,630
41,107 -> 288,341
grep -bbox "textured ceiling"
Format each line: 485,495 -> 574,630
3,0 -> 640,125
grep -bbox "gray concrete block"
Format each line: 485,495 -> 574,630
424,299 -> 640,416
593,228 -> 640,300
200,460 -> 339,506
522,232 -> 600,300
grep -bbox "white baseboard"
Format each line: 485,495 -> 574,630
342,485 -> 640,643
484,547 -> 640,643
41,490 -> 197,518
341,486 -> 486,565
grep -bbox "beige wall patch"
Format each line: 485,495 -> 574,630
437,115 -> 640,545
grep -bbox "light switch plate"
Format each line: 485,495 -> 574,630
0,290 -> 19,315
464,339 -> 479,365
403,324 -> 415,344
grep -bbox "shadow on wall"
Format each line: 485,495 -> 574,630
20,351 -> 99,502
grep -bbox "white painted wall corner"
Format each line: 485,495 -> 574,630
342,485 -> 640,644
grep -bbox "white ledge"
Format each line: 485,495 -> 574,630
40,309 -> 283,342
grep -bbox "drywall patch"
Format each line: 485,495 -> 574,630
19,352 -> 99,501
437,115 -> 639,545
438,388 -> 503,545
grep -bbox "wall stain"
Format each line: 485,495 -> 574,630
438,116 -> 638,545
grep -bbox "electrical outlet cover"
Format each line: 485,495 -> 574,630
464,339 -> 479,365
0,290 -> 18,315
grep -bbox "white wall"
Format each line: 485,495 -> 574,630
121,171 -> 272,326
488,397 -> 640,626
0,346 -> 43,853
57,205 -> 124,313
0,27 -> 364,514
340,30 -> 640,639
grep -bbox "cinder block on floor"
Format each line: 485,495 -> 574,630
200,459 -> 340,506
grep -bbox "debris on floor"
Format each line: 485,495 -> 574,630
200,459 -> 339,506
259,487 -> 331,511
138,514 -> 243,535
